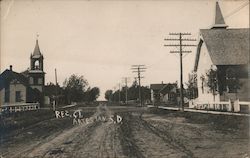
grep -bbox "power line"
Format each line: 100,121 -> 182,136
131,65 -> 147,106
216,1 -> 249,23
164,33 -> 196,111
224,1 -> 249,20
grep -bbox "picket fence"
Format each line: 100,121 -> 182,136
0,103 -> 40,113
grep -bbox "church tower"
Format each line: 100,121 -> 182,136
28,39 -> 45,93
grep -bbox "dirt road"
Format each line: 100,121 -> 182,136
0,104 -> 249,158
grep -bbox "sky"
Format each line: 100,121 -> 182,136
0,0 -> 249,100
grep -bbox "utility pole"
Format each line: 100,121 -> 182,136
131,65 -> 146,106
164,33 -> 196,111
118,83 -> 121,104
54,68 -> 58,111
113,86 -> 116,103
122,77 -> 129,104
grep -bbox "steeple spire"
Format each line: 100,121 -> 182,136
33,35 -> 42,57
211,1 -> 228,29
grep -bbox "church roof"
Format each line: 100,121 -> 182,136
193,1 -> 249,72
32,39 -> 42,58
194,28 -> 250,71
0,69 -> 29,90
211,1 -> 228,29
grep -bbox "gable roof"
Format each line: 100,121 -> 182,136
0,69 -> 29,90
150,83 -> 177,94
194,28 -> 250,71
159,84 -> 177,95
150,84 -> 166,91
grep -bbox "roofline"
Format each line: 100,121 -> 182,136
194,38 -> 204,72
159,84 -> 177,93
200,28 -> 250,31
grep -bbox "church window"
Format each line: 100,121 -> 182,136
4,86 -> 10,102
34,78 -> 38,84
38,78 -> 43,84
30,77 -> 34,84
15,91 -> 22,102
35,60 -> 39,69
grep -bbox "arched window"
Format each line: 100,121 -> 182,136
29,77 -> 34,84
38,78 -> 43,84
34,60 -> 39,69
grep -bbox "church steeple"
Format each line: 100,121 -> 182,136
30,37 -> 44,71
33,39 -> 42,58
28,36 -> 45,103
33,39 -> 41,56
211,1 -> 228,29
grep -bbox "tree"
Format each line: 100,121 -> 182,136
107,83 -> 151,105
87,87 -> 100,102
206,67 -> 218,101
63,74 -> 88,103
141,86 -> 151,103
105,90 -> 113,101
186,72 -> 198,99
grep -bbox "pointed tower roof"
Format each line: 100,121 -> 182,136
211,1 -> 228,29
32,39 -> 42,58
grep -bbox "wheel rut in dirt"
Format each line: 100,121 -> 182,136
138,116 -> 194,157
127,112 -> 194,158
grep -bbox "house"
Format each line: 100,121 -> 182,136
193,2 -> 250,105
150,82 -> 178,105
0,39 -> 46,107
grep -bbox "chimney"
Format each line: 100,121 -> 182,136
9,65 -> 13,71
162,81 -> 164,84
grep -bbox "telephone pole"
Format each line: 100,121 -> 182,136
131,65 -> 146,106
122,77 -> 129,104
54,68 -> 58,111
118,83 -> 121,104
164,33 -> 196,111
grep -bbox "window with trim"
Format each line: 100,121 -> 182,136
35,60 -> 39,70
38,78 -> 43,84
34,77 -> 38,84
30,77 -> 34,84
4,87 -> 10,102
226,68 -> 238,93
15,91 -> 22,102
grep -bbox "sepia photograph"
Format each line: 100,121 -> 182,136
0,0 -> 249,157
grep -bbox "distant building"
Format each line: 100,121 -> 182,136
0,39 -> 46,106
44,83 -> 65,106
193,2 -> 250,103
150,82 -> 178,105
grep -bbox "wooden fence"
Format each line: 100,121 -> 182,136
234,99 -> 250,113
0,103 -> 40,113
189,100 -> 232,112
189,99 -> 250,113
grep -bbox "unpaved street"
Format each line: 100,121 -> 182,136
0,104 -> 249,158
